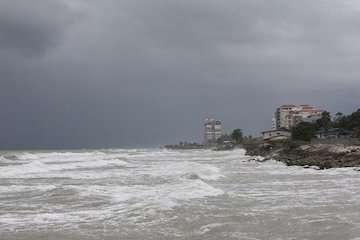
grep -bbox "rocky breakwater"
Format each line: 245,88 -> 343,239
244,141 -> 360,169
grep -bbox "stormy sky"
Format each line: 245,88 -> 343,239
1,0 -> 360,149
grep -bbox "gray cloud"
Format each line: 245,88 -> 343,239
1,0 -> 360,148
0,0 -> 76,57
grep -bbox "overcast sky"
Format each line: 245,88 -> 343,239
1,0 -> 360,149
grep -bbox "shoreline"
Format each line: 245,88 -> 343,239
243,141 -> 360,170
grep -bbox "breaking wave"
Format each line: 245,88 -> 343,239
2,148 -> 360,239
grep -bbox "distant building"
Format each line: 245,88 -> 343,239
204,118 -> 223,146
273,104 -> 323,130
262,129 -> 291,141
315,128 -> 353,139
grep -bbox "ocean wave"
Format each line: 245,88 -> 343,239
0,157 -> 129,179
72,178 -> 224,210
2,148 -> 360,236
144,161 -> 224,181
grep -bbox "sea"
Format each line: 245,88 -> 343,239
0,148 -> 360,240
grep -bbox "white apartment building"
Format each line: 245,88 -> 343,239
273,105 -> 323,130
204,118 -> 223,146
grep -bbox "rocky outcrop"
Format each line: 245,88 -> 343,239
244,142 -> 360,169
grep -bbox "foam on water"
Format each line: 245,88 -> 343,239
0,152 -> 130,179
0,185 -> 57,194
0,149 -> 227,232
15,153 -> 40,160
73,179 -> 223,210
144,161 -> 224,181
1,148 -> 360,239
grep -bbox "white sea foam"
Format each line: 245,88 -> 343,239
0,212 -> 87,232
144,161 -> 224,181
0,155 -> 129,179
16,153 -> 40,160
198,223 -> 226,235
72,178 -> 224,210
0,156 -> 21,164
1,148 -> 360,237
0,185 -> 57,194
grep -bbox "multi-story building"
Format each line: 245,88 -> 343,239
273,105 -> 323,130
204,118 -> 223,146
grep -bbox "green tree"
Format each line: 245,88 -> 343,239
334,112 -> 343,121
333,109 -> 360,130
316,111 -> 332,130
231,129 -> 243,144
347,109 -> 360,129
333,112 -> 347,128
314,108 -> 360,135
291,122 -> 317,141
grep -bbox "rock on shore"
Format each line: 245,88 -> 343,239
244,142 -> 360,169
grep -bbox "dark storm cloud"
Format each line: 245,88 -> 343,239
1,0 -> 360,148
0,0 -> 75,57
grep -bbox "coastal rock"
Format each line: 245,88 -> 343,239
244,141 -> 360,169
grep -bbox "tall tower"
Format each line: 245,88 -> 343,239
204,118 -> 223,146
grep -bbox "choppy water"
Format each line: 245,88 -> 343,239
1,149 -> 360,240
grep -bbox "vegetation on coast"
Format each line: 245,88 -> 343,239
292,109 -> 360,141
244,108 -> 360,169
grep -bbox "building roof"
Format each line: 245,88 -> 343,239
278,104 -> 323,112
280,105 -> 297,108
261,129 -> 290,134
